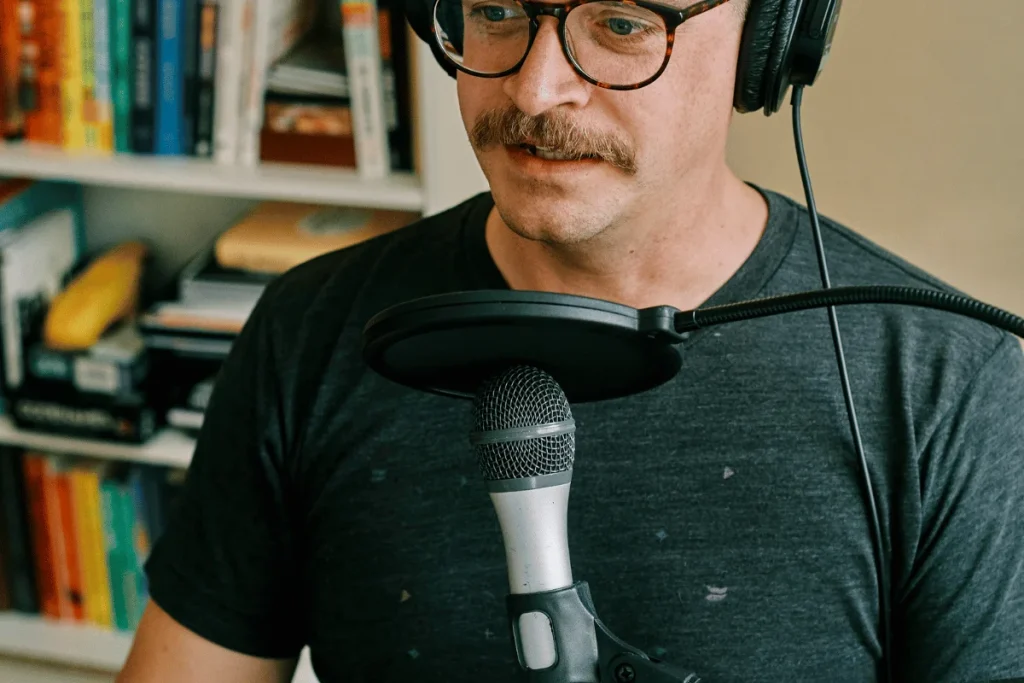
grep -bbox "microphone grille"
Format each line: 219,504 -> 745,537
471,365 -> 575,481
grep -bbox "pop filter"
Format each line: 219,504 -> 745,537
362,285 -> 1024,404
361,290 -> 683,403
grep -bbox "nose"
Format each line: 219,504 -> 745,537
503,17 -> 591,116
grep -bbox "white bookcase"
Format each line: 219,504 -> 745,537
0,38 -> 488,683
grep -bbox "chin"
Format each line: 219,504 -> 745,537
491,190 -> 611,246
482,158 -> 631,246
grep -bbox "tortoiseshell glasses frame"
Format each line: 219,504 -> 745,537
430,0 -> 735,90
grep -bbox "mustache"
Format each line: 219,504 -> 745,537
470,106 -> 638,175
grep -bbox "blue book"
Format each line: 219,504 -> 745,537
0,179 -> 86,254
156,0 -> 185,155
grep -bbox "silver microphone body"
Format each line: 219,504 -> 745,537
488,474 -> 574,595
470,366 -> 578,672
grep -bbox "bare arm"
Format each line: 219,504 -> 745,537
116,601 -> 298,683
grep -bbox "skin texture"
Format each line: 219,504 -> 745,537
116,600 -> 298,683
462,0 -> 769,313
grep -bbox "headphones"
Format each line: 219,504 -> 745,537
403,0 -> 843,116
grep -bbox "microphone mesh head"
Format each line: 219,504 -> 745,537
471,365 -> 575,481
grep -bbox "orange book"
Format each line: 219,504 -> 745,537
38,455 -> 74,619
21,453 -> 60,618
52,457 -> 85,621
23,0 -> 64,144
0,0 -> 24,138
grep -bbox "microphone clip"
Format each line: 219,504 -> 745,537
507,581 -> 702,683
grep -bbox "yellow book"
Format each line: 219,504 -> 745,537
71,466 -> 113,628
60,0 -> 87,150
214,202 -> 420,274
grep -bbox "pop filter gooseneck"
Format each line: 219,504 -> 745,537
361,286 -> 1024,402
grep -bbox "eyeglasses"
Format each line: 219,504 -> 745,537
431,0 -> 734,90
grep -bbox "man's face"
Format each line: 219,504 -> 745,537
458,0 -> 745,246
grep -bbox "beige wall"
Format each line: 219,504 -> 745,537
726,0 -> 1024,316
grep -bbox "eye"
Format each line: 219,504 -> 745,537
469,3 -> 523,22
605,16 -> 639,35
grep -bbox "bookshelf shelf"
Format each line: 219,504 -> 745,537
0,142 -> 425,211
0,612 -> 133,672
0,416 -> 194,469
0,613 -> 319,682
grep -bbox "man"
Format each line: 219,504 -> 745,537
118,0 -> 1024,681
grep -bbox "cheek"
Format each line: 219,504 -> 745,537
456,76 -> 478,131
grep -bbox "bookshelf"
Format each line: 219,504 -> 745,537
0,143 -> 425,212
0,416 -> 194,469
0,612 -> 319,683
0,612 -> 134,672
0,41 -> 487,218
0,17 -> 486,683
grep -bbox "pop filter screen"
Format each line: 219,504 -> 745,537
361,290 -> 683,403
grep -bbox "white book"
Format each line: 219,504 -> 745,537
236,0 -> 312,166
340,0 -> 391,178
213,0 -> 250,164
0,210 -> 77,390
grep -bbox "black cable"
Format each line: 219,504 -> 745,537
791,84 -> 892,683
675,285 -> 1024,338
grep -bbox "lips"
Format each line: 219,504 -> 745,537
516,143 -> 597,161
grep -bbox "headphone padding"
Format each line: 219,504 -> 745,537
734,0 -> 785,113
405,0 -> 459,79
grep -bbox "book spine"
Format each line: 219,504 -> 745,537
381,0 -> 411,171
130,0 -> 157,152
118,483 -> 147,627
180,0 -> 199,154
87,468 -> 114,626
21,0 -> 64,144
192,0 -> 218,157
39,455 -> 75,619
60,0 -> 87,150
92,0 -> 115,151
0,0 -> 24,138
211,0 -> 246,164
236,0 -> 268,166
100,479 -> 130,629
79,0 -> 99,149
339,0 -> 390,178
53,458 -> 85,621
110,0 -> 134,151
155,0 -> 184,154
21,453 -> 60,618
72,468 -> 113,627
0,447 -> 39,613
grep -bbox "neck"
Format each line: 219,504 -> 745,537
485,166 -> 769,312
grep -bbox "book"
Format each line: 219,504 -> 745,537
213,200 -> 417,274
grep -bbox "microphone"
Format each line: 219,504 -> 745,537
469,364 -> 577,672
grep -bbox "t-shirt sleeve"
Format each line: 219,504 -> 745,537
143,281 -> 304,659
896,334 -> 1024,681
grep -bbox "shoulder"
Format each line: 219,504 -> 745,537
252,191 -> 494,341
762,188 -> 1023,432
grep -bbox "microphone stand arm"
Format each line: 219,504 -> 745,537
507,581 -> 702,683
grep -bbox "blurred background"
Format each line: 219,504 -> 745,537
0,0 -> 1020,682
727,0 -> 1024,315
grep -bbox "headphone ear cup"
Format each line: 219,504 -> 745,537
734,0 -> 801,115
405,0 -> 459,79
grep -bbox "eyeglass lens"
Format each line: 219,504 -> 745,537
433,0 -> 670,87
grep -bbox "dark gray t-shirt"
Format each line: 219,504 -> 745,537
144,187 -> 1024,683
